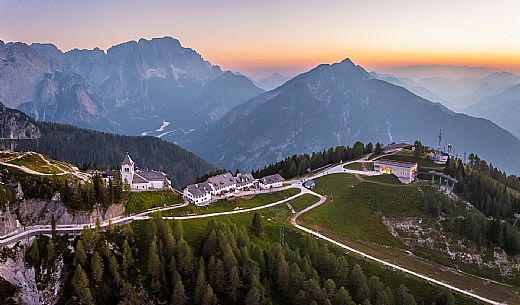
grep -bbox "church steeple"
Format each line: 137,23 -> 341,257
121,152 -> 135,185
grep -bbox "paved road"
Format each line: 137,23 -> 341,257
0,157 -> 509,304
289,179 -> 504,305
0,202 -> 189,246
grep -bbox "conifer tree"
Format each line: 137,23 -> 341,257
122,238 -> 134,275
210,258 -> 225,294
172,220 -> 184,241
147,238 -> 162,294
194,258 -> 207,305
202,284 -> 218,305
349,264 -> 370,303
71,264 -> 94,305
176,238 -> 194,279
252,212 -> 263,236
333,287 -> 354,305
74,239 -> 87,267
227,265 -> 241,302
245,286 -> 260,305
171,271 -> 187,305
396,285 -> 416,305
91,251 -> 104,284
109,253 -> 121,283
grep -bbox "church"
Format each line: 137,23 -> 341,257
120,153 -> 171,191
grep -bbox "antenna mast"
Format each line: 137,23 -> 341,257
438,129 -> 442,151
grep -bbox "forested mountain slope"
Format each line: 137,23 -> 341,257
0,102 -> 214,188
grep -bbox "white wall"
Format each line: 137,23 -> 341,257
260,181 -> 282,189
149,180 -> 164,189
131,182 -> 148,190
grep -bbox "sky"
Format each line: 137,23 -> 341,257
1,0 -> 520,78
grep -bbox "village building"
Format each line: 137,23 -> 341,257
303,179 -> 316,189
235,173 -> 256,190
183,182 -> 213,205
207,172 -> 237,195
373,159 -> 417,184
120,153 -> 171,191
259,174 -> 285,189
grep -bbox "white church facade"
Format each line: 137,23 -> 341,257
121,153 -> 171,191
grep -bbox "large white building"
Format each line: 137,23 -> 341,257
183,182 -> 213,206
259,174 -> 285,189
235,173 -> 256,190
207,172 -> 237,195
183,172 -> 284,205
121,153 -> 171,191
184,172 -> 258,204
373,159 -> 417,184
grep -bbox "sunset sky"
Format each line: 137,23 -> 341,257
1,0 -> 519,78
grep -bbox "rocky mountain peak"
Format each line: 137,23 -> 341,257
30,43 -> 63,59
0,36 -> 264,139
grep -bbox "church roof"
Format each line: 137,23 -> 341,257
121,153 -> 134,166
136,170 -> 167,181
132,173 -> 149,184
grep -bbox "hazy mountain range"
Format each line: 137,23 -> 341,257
253,73 -> 292,91
0,37 -> 264,140
186,59 -> 520,174
465,84 -> 520,139
374,66 -> 520,138
375,66 -> 520,111
3,37 -> 520,175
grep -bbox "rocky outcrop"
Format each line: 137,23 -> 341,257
0,206 -> 21,237
0,239 -> 63,305
0,102 -> 41,139
16,198 -> 124,227
17,71 -> 113,130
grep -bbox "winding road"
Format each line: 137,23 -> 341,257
0,158 -> 512,304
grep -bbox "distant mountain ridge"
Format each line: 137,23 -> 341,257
0,37 -> 264,140
465,84 -> 520,139
254,73 -> 292,91
0,102 -> 215,188
376,66 -> 520,111
185,59 -> 520,175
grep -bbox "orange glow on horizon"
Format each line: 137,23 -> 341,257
205,48 -> 520,77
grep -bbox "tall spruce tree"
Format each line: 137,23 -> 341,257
71,264 -> 94,305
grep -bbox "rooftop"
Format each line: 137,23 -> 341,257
260,174 -> 285,184
136,169 -> 167,181
207,172 -> 236,188
375,159 -> 417,169
121,152 -> 134,166
186,182 -> 213,197
132,173 -> 149,184
236,173 -> 255,184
